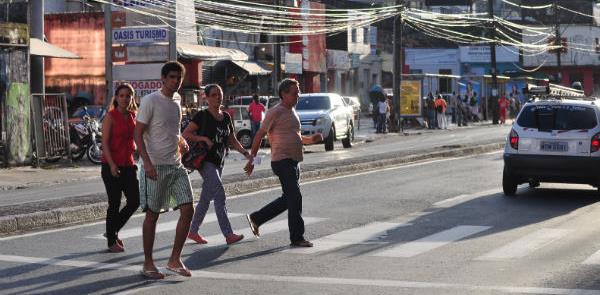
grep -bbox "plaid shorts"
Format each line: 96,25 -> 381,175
139,164 -> 193,213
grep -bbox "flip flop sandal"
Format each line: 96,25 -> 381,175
140,269 -> 165,280
165,266 -> 192,277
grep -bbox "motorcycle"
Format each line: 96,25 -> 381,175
69,113 -> 103,165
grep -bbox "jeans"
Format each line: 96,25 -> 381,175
250,159 -> 305,242
190,161 -> 233,236
101,164 -> 140,246
251,121 -> 261,143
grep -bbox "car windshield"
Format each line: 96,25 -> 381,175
517,104 -> 598,130
296,96 -> 331,110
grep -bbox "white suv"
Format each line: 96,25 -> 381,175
503,97 -> 600,196
296,93 -> 354,151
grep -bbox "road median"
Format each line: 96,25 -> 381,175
0,141 -> 504,236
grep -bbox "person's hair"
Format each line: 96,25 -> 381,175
161,61 -> 186,77
109,83 -> 137,112
252,93 -> 259,102
204,84 -> 222,97
278,78 -> 299,98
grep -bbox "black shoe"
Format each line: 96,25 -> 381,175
290,239 -> 313,247
246,214 -> 260,237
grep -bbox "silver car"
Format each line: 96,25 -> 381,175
296,93 -> 354,151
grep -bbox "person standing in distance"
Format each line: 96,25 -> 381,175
134,61 -> 194,279
101,83 -> 139,253
243,78 -> 323,248
247,93 -> 265,144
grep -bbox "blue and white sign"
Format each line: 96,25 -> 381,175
112,26 -> 168,44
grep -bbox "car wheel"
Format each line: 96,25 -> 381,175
324,126 -> 335,151
237,130 -> 252,149
503,167 -> 518,196
342,124 -> 353,148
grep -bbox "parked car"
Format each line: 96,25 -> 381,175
69,105 -> 107,124
502,96 -> 600,196
296,93 -> 354,151
342,96 -> 361,120
223,104 -> 253,149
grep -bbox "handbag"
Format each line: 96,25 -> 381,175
182,110 -> 209,171
182,141 -> 208,171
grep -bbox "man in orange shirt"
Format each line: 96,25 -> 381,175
247,94 -> 265,142
243,78 -> 322,247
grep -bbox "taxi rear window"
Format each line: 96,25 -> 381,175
517,105 -> 598,130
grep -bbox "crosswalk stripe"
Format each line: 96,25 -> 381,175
283,222 -> 408,254
476,228 -> 571,261
196,217 -> 328,245
87,213 -> 244,240
373,225 -> 491,258
582,249 -> 600,265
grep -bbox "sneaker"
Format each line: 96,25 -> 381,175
290,239 -> 313,247
187,232 -> 208,244
225,233 -> 244,245
108,243 -> 124,253
246,214 -> 260,237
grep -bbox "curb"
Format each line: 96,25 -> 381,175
0,142 -> 504,236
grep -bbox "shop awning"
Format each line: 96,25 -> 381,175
177,43 -> 248,61
231,60 -> 271,76
29,38 -> 80,59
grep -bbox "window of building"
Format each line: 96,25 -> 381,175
363,27 -> 369,44
351,29 -> 357,43
438,69 -> 452,93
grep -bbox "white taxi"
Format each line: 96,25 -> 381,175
503,95 -> 600,196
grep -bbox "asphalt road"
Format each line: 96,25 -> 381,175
3,151 -> 600,294
0,123 -> 511,207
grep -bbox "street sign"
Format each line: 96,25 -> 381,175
112,45 -> 168,63
112,26 -> 168,44
114,80 -> 162,98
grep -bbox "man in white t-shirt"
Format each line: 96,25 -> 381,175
134,61 -> 193,279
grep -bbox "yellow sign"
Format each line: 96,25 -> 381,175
400,80 -> 422,117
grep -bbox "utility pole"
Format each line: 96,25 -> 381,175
104,4 -> 113,107
273,0 -> 282,96
392,0 -> 402,131
488,0 -> 498,124
31,0 -> 45,165
553,0 -> 562,84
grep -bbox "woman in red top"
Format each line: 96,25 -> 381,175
498,95 -> 510,124
101,83 -> 140,252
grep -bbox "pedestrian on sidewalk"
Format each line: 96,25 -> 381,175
498,93 -> 510,124
247,93 -> 265,143
183,84 -> 249,246
101,83 -> 140,253
134,61 -> 194,279
376,96 -> 389,133
243,78 -> 323,248
435,94 -> 448,129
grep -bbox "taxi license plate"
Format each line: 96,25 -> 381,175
540,141 -> 568,152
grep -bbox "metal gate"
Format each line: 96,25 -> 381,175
31,93 -> 72,165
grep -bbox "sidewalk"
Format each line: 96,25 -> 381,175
0,118 -> 509,236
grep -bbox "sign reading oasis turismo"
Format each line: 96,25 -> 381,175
112,26 -> 168,44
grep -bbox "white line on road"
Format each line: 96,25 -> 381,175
477,228 -> 571,261
86,213 -> 244,240
0,253 -> 598,295
582,249 -> 600,265
373,225 -> 492,258
283,222 -> 409,254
